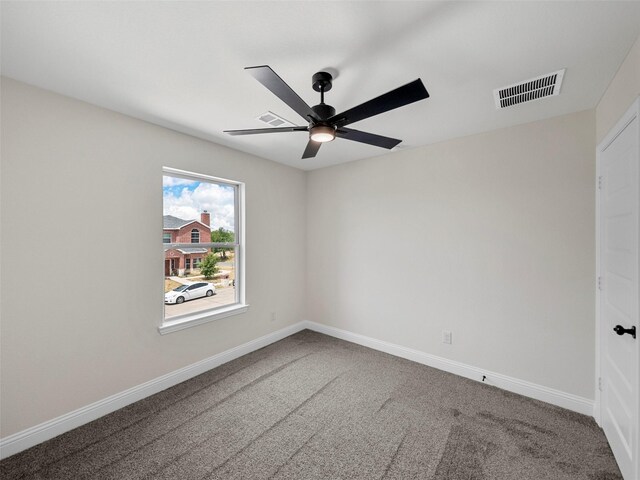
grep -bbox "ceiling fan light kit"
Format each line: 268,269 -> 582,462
309,125 -> 336,143
224,65 -> 429,159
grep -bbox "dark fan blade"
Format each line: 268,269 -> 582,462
302,140 -> 321,159
336,127 -> 402,149
246,66 -> 316,122
224,126 -> 307,136
328,79 -> 429,128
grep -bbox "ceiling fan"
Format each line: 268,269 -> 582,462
224,66 -> 429,159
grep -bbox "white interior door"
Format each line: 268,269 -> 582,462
598,98 -> 640,480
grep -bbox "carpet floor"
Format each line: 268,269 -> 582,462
0,330 -> 622,479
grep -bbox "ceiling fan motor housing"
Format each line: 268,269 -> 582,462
311,103 -> 336,121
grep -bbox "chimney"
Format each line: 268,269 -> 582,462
200,210 -> 210,226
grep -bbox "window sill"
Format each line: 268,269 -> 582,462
158,303 -> 249,335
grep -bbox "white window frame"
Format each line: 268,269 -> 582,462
160,167 -> 247,335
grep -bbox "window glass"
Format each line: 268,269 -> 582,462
163,169 -> 242,327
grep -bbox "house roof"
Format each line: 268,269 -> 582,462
163,215 -> 211,231
163,215 -> 191,229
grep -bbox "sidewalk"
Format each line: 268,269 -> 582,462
169,273 -> 231,287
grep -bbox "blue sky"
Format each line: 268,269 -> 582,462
163,176 -> 235,231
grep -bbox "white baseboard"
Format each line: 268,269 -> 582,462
302,321 -> 595,417
1,320 -> 595,459
0,321 -> 307,460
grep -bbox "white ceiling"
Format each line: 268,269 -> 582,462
2,1 -> 640,171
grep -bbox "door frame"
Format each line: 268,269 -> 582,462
595,96 -> 640,476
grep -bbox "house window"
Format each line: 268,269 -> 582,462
161,167 -> 246,334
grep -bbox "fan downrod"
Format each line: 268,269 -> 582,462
311,71 -> 335,120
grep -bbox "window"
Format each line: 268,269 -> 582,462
161,167 -> 246,334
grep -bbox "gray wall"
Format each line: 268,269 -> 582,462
0,78 -> 307,436
596,34 -> 640,143
307,110 -> 596,398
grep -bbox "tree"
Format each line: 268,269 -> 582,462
210,227 -> 235,259
200,253 -> 219,279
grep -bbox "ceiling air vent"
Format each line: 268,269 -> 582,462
256,111 -> 295,128
494,69 -> 565,109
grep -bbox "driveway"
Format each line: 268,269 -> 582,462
164,286 -> 236,319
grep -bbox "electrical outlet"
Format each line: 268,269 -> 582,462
270,312 -> 276,322
442,330 -> 452,344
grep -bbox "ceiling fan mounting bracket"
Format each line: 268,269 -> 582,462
312,71 -> 333,93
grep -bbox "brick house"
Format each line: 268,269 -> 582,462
164,211 -> 212,276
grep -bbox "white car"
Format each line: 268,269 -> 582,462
165,282 -> 215,304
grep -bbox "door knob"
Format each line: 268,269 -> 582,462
613,325 -> 636,339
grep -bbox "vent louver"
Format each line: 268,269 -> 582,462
256,111 -> 295,128
494,69 -> 565,109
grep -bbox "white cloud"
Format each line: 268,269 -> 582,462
162,176 -> 198,188
163,181 -> 235,231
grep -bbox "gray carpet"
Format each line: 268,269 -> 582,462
0,330 -> 622,479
